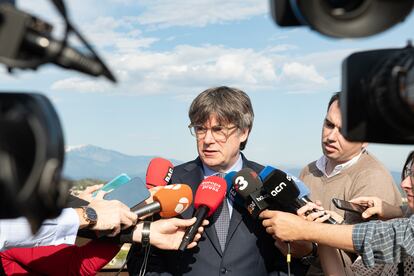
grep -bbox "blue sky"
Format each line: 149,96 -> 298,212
3,0 -> 414,171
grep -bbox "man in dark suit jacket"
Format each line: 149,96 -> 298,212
127,86 -> 306,276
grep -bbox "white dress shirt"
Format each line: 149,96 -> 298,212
0,207 -> 79,251
316,150 -> 364,178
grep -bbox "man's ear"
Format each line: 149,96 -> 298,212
362,142 -> 368,149
239,128 -> 249,143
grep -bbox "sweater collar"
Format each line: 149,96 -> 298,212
316,150 -> 365,178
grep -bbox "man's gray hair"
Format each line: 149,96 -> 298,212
189,86 -> 254,150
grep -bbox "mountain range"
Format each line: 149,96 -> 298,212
63,144 -> 181,181
63,144 -> 404,194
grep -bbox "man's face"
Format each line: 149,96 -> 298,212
196,115 -> 248,172
401,161 -> 414,211
321,100 -> 367,165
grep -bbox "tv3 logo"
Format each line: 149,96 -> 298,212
234,175 -> 249,191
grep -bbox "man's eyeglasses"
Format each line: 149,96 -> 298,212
188,124 -> 238,142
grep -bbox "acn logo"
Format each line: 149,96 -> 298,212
270,182 -> 287,196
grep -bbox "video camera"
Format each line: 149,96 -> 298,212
270,0 -> 414,144
0,0 -> 116,230
0,92 -> 69,231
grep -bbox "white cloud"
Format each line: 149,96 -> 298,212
51,43 -> 332,95
281,62 -> 327,84
133,0 -> 268,28
51,77 -> 112,93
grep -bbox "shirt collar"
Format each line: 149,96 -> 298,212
316,150 -> 365,178
202,154 -> 243,177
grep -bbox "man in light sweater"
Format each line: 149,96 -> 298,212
273,92 -> 403,276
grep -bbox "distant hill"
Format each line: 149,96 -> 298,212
63,145 -> 182,181
63,145 -> 405,196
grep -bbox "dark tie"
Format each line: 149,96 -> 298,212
213,172 -> 230,251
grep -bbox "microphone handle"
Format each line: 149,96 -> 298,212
23,32 -> 115,81
134,201 -> 161,218
178,205 -> 209,251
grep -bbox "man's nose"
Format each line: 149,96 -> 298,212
203,129 -> 216,143
327,127 -> 339,141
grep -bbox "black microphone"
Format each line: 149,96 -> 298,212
0,4 -> 116,82
262,169 -> 338,224
22,31 -> 116,82
232,168 -> 270,219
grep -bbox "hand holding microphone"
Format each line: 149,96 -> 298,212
132,217 -> 209,250
260,166 -> 338,224
178,176 -> 227,251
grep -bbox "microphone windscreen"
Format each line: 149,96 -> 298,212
194,176 -> 227,217
225,171 -> 237,195
262,169 -> 300,204
146,157 -> 174,188
153,184 -> 193,218
260,166 -> 309,198
259,165 -> 276,182
233,168 -> 262,200
225,171 -> 245,206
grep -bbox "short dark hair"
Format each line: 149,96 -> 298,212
188,86 -> 254,150
327,92 -> 341,111
401,150 -> 414,181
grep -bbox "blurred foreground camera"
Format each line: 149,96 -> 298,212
270,0 -> 414,38
0,93 -> 69,231
341,43 -> 414,144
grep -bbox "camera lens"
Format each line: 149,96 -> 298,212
322,0 -> 371,18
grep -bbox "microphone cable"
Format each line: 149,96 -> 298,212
286,242 -> 291,276
114,217 -> 153,276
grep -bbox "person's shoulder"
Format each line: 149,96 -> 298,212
173,158 -> 201,173
301,160 -> 318,175
358,151 -> 389,171
243,157 -> 264,173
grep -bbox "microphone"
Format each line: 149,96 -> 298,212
262,168 -> 338,224
178,176 -> 226,251
232,168 -> 270,219
225,171 -> 244,206
22,32 -> 116,82
133,184 -> 193,218
0,4 -> 116,82
293,178 -> 338,224
146,157 -> 174,189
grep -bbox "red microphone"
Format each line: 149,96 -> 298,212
178,176 -> 227,251
134,184 -> 192,218
146,157 -> 174,189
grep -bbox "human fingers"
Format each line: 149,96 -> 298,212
313,213 -> 331,223
94,190 -> 107,200
259,210 -> 277,219
297,203 -> 323,218
303,210 -> 326,222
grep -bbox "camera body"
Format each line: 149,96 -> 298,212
271,0 -> 414,144
0,93 -> 69,230
341,45 -> 414,144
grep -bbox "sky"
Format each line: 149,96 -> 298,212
2,0 -> 414,172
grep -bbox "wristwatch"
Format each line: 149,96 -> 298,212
81,206 -> 98,227
300,242 -> 318,265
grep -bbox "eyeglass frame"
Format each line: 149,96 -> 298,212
403,165 -> 414,184
188,123 -> 239,142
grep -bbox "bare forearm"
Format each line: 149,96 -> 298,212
302,222 -> 355,252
